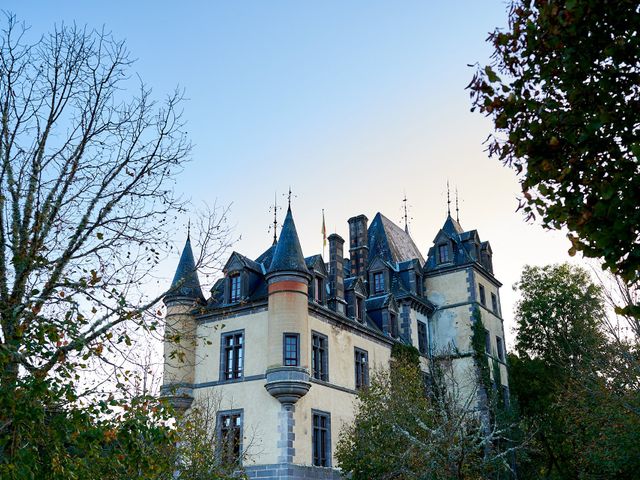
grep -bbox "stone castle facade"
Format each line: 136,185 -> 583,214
161,205 -> 508,479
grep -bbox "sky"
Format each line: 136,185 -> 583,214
6,1 -> 578,346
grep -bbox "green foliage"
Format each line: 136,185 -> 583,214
0,378 -> 177,480
469,0 -> 640,299
336,350 -> 514,480
470,307 -> 491,392
509,263 -> 640,479
514,263 -> 606,366
391,342 -> 421,367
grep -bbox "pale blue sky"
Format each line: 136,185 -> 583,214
7,1 -> 576,344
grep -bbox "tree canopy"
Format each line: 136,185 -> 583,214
469,0 -> 640,299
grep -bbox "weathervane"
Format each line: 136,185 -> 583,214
187,218 -> 191,239
285,187 -> 297,209
455,187 -> 460,223
447,180 -> 451,217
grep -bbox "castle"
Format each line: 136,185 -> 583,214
161,203 -> 509,479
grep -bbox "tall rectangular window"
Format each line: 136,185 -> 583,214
354,348 -> 369,389
484,329 -> 491,355
417,321 -> 428,354
221,331 -> 244,380
230,274 -> 242,302
314,277 -> 323,303
283,333 -> 299,366
312,411 -> 331,467
491,293 -> 498,314
496,336 -> 504,361
355,296 -> 364,321
438,244 -> 449,263
312,332 -> 328,381
218,410 -> 242,464
389,312 -> 398,338
373,272 -> 385,294
479,284 -> 486,306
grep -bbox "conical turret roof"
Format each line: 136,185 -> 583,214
166,236 -> 205,301
267,207 -> 309,277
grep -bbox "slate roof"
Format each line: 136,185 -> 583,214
268,207 -> 309,276
255,244 -> 276,270
368,213 -> 425,265
166,236 -> 205,301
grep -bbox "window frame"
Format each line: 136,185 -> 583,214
311,410 -> 331,467
283,333 -> 300,367
217,409 -> 243,465
372,271 -> 385,294
496,335 -> 504,361
311,331 -> 329,381
484,328 -> 491,355
355,295 -> 364,322
438,243 -> 450,263
479,283 -> 486,306
354,348 -> 369,390
314,276 -> 324,303
229,272 -> 242,303
220,330 -> 244,381
417,320 -> 428,354
491,292 -> 498,314
389,311 -> 398,338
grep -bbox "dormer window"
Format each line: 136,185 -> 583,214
438,244 -> 450,263
229,273 -> 242,302
373,272 -> 385,294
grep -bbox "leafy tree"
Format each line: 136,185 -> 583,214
336,346 -> 516,480
0,14 -> 230,478
468,0 -> 640,309
509,263 -> 640,479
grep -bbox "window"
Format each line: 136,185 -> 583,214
283,333 -> 299,367
416,274 -> 423,296
496,336 -> 504,361
354,348 -> 369,389
479,284 -> 486,306
229,273 -> 242,302
314,277 -> 323,303
355,296 -> 364,322
221,331 -> 244,380
373,272 -> 385,294
312,411 -> 331,467
484,329 -> 491,355
218,410 -> 242,464
491,293 -> 498,314
312,332 -> 328,381
417,321 -> 428,354
438,244 -> 450,263
389,312 -> 398,338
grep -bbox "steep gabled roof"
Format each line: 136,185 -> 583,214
224,251 -> 263,274
166,236 -> 204,302
267,207 -> 309,276
255,244 -> 276,271
368,213 -> 424,265
441,214 -> 464,237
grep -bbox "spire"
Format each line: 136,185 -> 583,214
447,180 -> 451,217
402,192 -> 409,233
455,187 -> 460,223
269,192 -> 280,246
166,236 -> 204,301
267,206 -> 309,277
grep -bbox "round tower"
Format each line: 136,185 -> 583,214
264,206 -> 312,405
161,235 -> 204,413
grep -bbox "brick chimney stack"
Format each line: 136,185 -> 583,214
348,214 -> 369,278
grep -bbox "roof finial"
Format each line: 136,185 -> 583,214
287,186 -> 292,209
455,187 -> 460,223
403,192 -> 410,233
447,180 -> 451,217
187,218 -> 191,239
269,192 -> 280,245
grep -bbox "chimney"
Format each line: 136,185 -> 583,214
328,233 -> 346,314
348,214 -> 369,278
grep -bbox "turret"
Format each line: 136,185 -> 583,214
160,235 -> 204,412
264,206 -> 312,405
